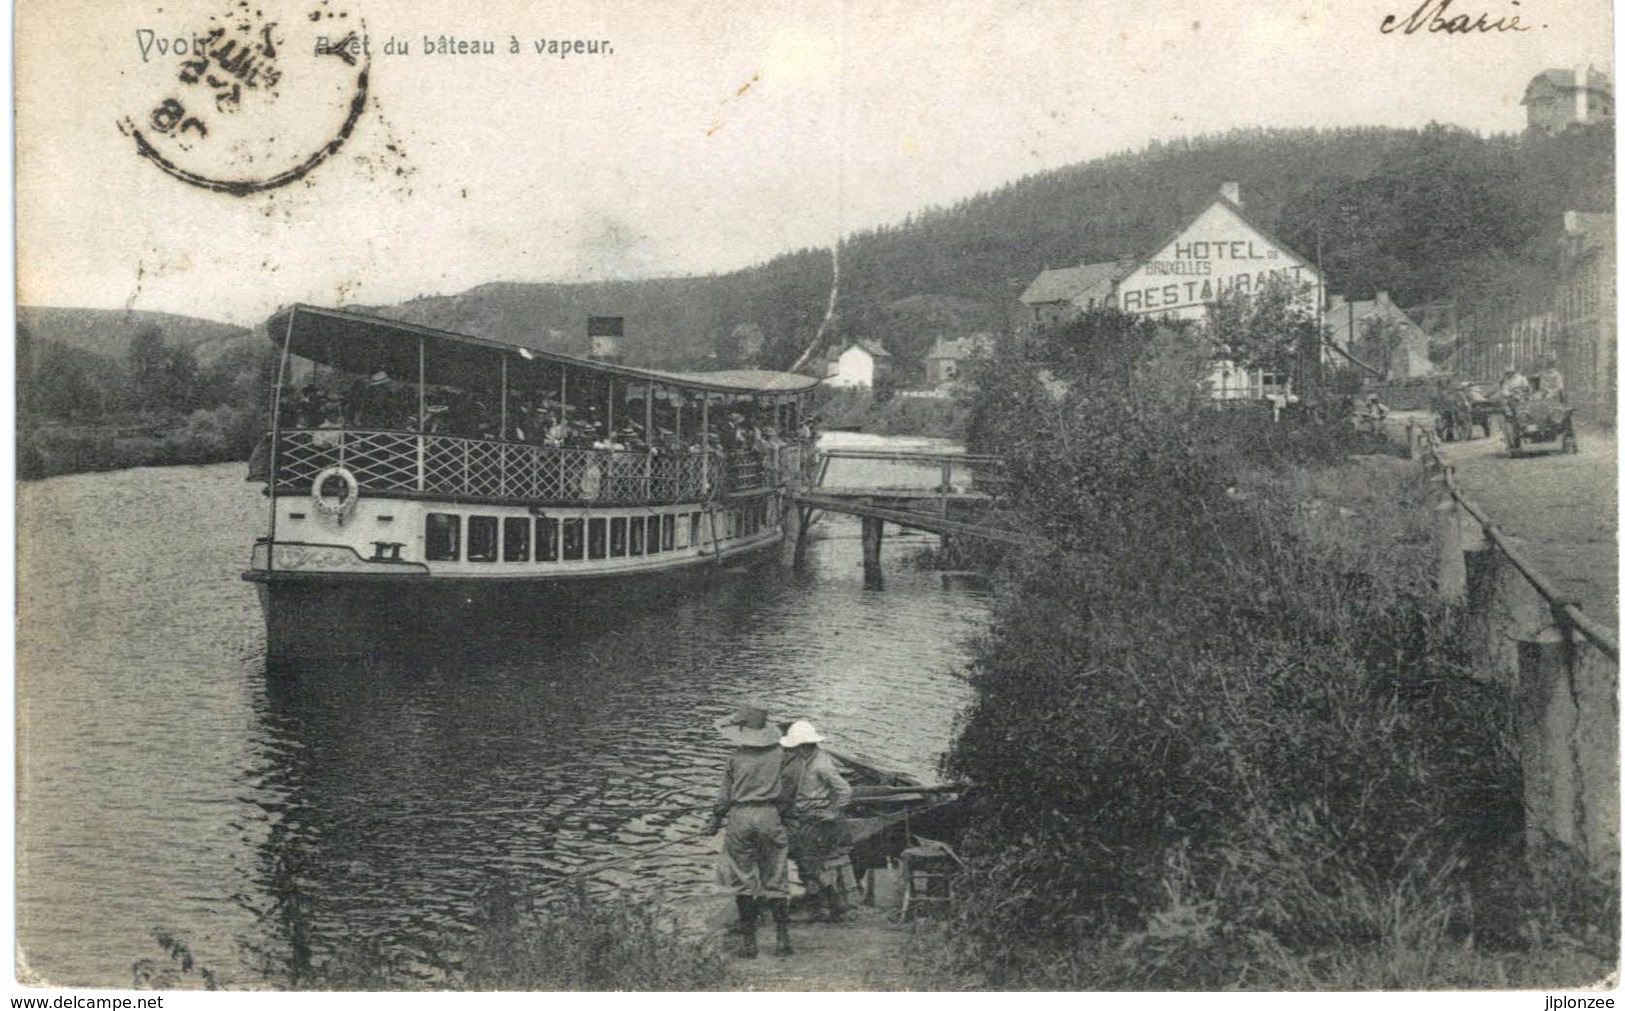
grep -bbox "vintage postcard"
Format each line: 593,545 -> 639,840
12,0 -> 1617,1000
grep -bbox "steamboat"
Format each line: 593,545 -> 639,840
243,305 -> 821,660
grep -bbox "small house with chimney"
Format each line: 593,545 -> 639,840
1523,65 -> 1613,134
1018,258 -> 1134,325
925,332 -> 996,387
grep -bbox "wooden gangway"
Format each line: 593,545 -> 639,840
787,448 -> 1029,582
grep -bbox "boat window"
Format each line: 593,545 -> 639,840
588,518 -> 607,559
562,518 -> 584,560
644,515 -> 660,555
538,517 -> 559,561
610,517 -> 627,557
503,517 -> 530,562
689,513 -> 701,548
629,515 -> 645,555
662,514 -> 676,551
468,516 -> 499,562
426,513 -> 461,561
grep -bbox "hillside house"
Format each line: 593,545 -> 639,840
824,339 -> 893,388
1018,259 -> 1133,325
1325,292 -> 1436,381
925,333 -> 996,387
1523,65 -> 1613,134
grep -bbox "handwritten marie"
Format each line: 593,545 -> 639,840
1380,0 -> 1533,34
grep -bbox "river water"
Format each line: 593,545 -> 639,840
15,434 -> 989,988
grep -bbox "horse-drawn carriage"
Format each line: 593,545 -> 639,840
1433,382 -> 1501,442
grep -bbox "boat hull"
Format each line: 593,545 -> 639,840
249,534 -> 785,664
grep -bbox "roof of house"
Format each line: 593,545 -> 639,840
1324,294 -> 1424,345
1018,261 -> 1126,306
1524,67 -> 1614,102
927,333 -> 996,360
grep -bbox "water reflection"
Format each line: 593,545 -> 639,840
237,531 -> 986,980
17,456 -> 987,987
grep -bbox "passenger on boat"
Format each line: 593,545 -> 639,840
344,369 -> 393,427
544,412 -> 569,447
293,385 -> 325,428
710,702 -> 794,958
778,720 -> 854,923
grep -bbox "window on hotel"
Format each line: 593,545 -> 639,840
538,518 -> 559,562
588,518 -> 607,559
629,516 -> 645,555
426,513 -> 461,561
468,516 -> 499,562
503,517 -> 531,562
562,518 -> 584,560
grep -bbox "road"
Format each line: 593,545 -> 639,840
1431,418 -> 1618,633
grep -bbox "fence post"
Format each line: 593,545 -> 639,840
1462,518 -> 1498,678
417,434 -> 426,491
1434,497 -> 1466,606
1567,624 -> 1621,873
1517,627 -> 1576,856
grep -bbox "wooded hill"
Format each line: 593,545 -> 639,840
18,121 -> 1614,424
373,123 -> 1612,381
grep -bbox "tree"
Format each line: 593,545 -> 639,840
126,325 -> 202,417
1203,277 -> 1322,390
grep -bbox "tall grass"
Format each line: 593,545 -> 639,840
906,331 -> 1616,989
136,883 -> 728,991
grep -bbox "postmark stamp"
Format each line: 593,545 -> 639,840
117,0 -> 370,196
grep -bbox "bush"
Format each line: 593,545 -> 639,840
910,326 -> 1613,989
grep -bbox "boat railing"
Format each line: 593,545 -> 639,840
274,428 -> 788,504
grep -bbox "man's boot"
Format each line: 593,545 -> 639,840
735,896 -> 758,958
771,898 -> 793,956
826,881 -> 849,923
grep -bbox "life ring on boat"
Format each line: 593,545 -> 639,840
311,465 -> 360,523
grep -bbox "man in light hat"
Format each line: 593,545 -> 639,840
778,720 -> 853,923
709,702 -> 793,958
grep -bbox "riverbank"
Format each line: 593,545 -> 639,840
895,330 -> 1617,990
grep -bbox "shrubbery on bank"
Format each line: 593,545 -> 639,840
137,885 -> 727,991
909,327 -> 1615,988
18,404 -> 265,480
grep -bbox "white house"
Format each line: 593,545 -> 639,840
824,339 -> 893,388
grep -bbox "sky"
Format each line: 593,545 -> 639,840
13,0 -> 1617,326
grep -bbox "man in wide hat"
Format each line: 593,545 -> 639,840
709,701 -> 793,957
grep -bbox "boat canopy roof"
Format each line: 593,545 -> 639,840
266,303 -> 822,396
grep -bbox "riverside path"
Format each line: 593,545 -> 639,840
1431,420 -> 1617,632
